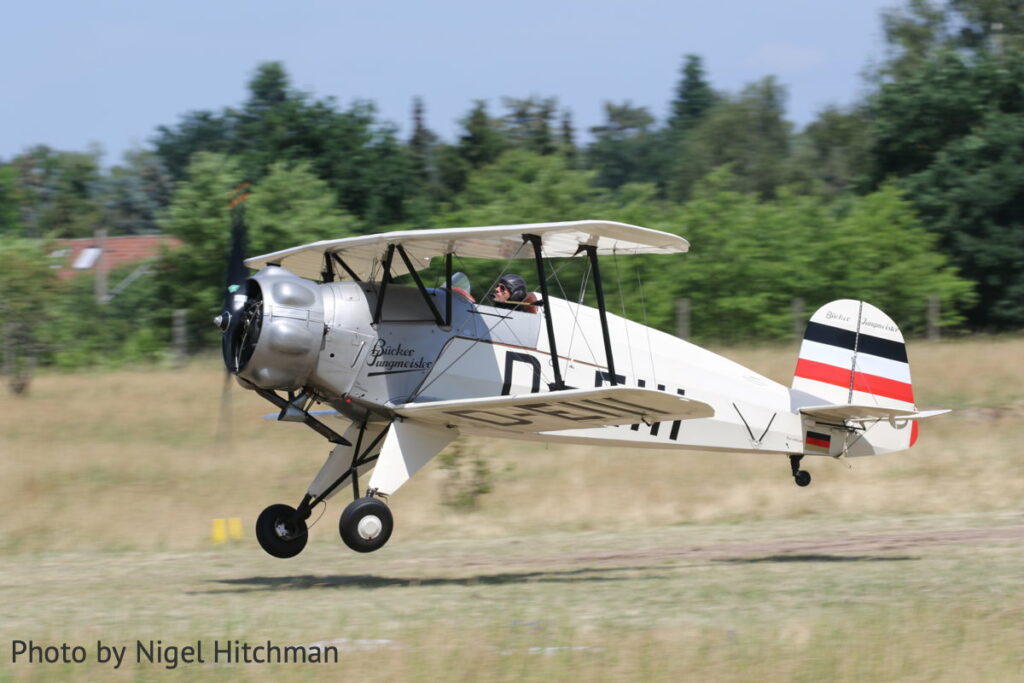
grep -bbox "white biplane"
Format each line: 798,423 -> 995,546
214,220 -> 948,558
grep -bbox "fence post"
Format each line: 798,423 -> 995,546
927,294 -> 940,342
94,229 -> 108,304
792,298 -> 805,343
172,309 -> 188,367
676,298 -> 690,340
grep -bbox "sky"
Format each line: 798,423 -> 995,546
2,0 -> 898,165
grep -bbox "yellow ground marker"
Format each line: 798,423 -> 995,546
211,517 -> 244,544
211,518 -> 227,544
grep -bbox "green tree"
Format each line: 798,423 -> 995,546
459,101 -> 509,168
558,109 -> 579,167
443,149 -> 608,227
152,111 -> 233,180
93,149 -> 174,235
788,105 -> 873,197
152,62 -> 414,224
502,97 -> 558,155
0,238 -> 59,393
159,153 -> 360,349
868,13 -> 1024,326
670,77 -> 791,200
10,146 -> 104,238
587,101 -> 665,190
905,111 -> 1024,326
663,171 -> 972,341
246,161 -> 360,254
0,164 -> 23,236
157,152 -> 243,349
436,101 -> 508,197
668,54 -> 716,138
879,0 -> 1024,79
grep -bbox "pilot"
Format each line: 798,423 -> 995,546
492,274 -> 532,311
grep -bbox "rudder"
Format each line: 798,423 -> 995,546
792,299 -> 916,413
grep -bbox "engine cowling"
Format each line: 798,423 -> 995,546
228,266 -> 324,390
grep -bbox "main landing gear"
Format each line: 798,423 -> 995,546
255,493 -> 393,558
251,407 -> 395,559
255,503 -> 308,558
339,496 -> 393,553
789,454 -> 812,487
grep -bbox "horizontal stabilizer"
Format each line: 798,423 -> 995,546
392,387 -> 714,434
801,404 -> 950,424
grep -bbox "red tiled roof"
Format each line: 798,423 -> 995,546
53,235 -> 184,281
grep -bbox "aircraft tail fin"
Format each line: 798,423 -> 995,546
791,299 -> 926,453
792,298 -> 916,411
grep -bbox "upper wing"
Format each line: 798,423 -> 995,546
800,404 -> 950,424
391,386 -> 714,434
244,220 -> 689,281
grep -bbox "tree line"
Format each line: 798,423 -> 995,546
0,0 -> 1018,377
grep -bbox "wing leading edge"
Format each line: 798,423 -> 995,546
245,220 -> 689,281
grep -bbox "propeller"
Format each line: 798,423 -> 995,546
215,182 -> 252,442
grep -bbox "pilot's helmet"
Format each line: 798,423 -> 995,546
496,273 -> 528,302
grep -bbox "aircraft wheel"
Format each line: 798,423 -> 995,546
794,470 -> 812,488
255,504 -> 308,558
339,497 -> 393,553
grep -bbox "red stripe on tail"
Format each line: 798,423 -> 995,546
795,359 -> 914,403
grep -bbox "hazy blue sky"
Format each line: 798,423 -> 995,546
2,0 -> 898,164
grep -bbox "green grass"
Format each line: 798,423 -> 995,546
0,514 -> 1020,681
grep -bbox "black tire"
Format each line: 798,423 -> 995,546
339,497 -> 393,553
794,470 -> 812,488
255,504 -> 308,558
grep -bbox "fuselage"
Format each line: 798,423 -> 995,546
306,280 -> 806,457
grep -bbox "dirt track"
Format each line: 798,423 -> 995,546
443,524 -> 1024,572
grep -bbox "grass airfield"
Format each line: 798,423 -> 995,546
1,337 -> 1022,681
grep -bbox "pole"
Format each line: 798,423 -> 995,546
792,297 -> 805,343
94,229 -> 108,304
676,298 -> 690,340
927,294 -> 940,342
172,309 -> 187,368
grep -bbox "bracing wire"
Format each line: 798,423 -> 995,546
411,242 -> 563,399
612,251 -> 637,382
636,261 -> 658,386
549,251 -> 600,375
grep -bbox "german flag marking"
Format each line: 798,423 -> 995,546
805,430 -> 831,454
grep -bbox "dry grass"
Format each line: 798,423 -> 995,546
0,336 -> 1022,681
1,337 -> 1021,553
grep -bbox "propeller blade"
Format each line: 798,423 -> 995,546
219,182 -> 251,372
217,182 -> 252,443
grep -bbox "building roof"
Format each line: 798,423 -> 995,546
51,235 -> 183,280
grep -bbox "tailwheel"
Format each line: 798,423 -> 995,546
255,504 -> 308,558
789,454 -> 812,488
339,496 -> 393,553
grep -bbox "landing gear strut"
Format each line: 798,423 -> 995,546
789,454 -> 812,487
252,411 -> 395,558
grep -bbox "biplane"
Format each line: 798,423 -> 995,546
214,220 -> 948,558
